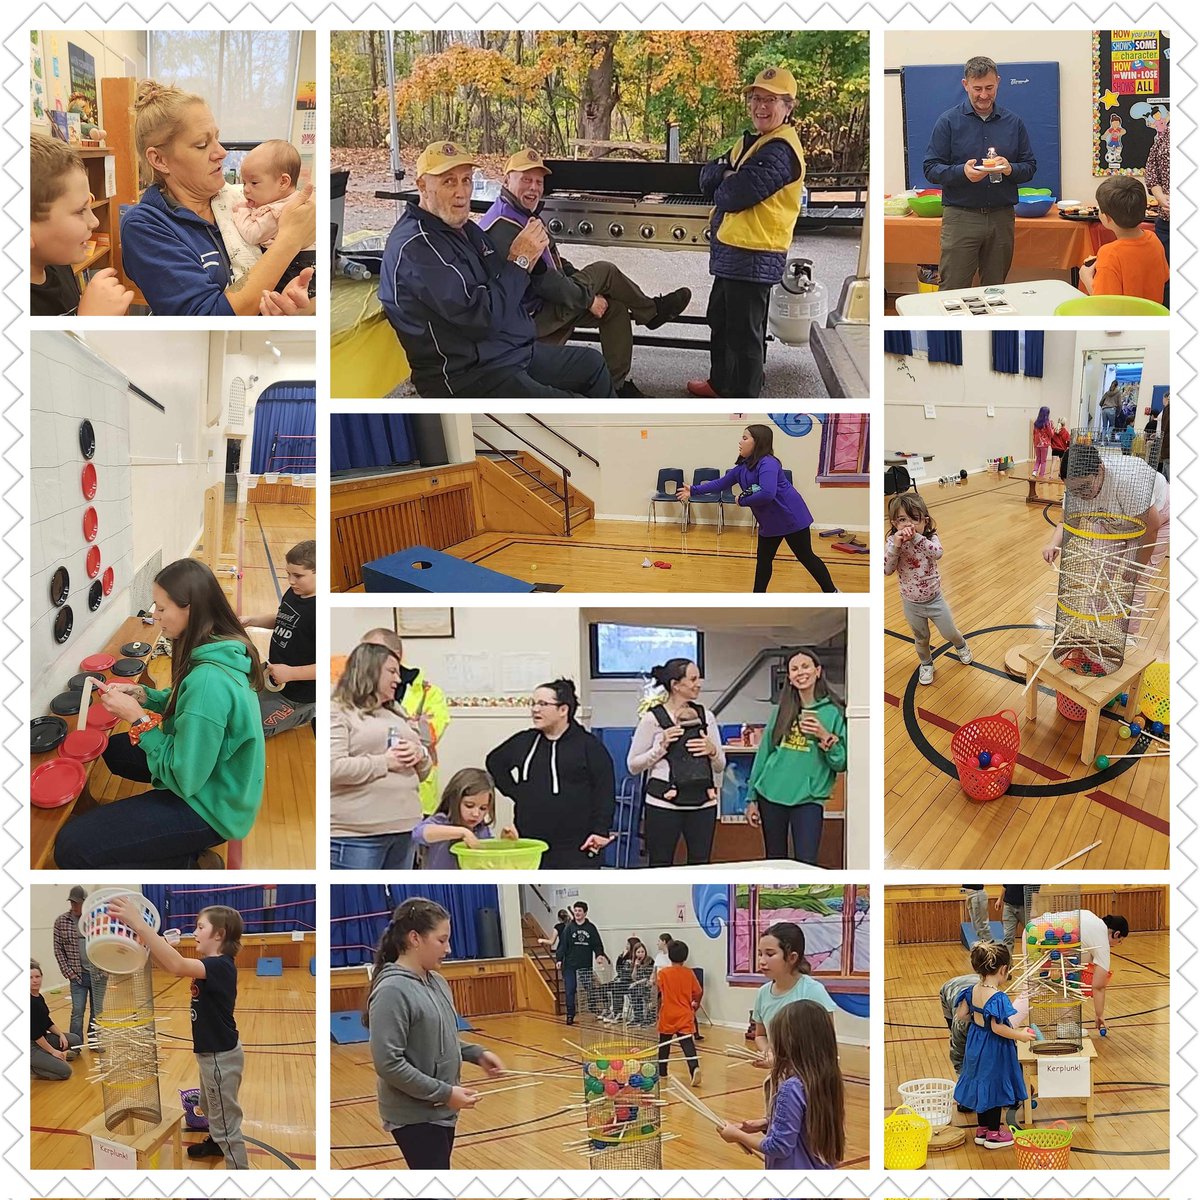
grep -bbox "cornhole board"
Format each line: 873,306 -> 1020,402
331,1011 -> 370,1044
362,546 -> 536,593
255,957 -> 283,977
961,920 -> 1006,949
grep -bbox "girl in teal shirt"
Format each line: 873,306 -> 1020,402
748,648 -> 847,864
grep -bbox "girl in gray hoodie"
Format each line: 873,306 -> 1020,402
365,898 -> 506,1168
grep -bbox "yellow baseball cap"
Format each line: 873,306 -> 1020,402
503,148 -> 552,175
414,140 -> 479,178
745,66 -> 797,98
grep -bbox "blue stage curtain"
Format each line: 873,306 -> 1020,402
386,884 -> 499,960
884,331 -> 913,356
249,381 -> 316,473
330,414 -> 418,472
1023,331 -> 1045,378
331,884 -> 393,969
928,331 -> 963,365
138,885 -> 312,935
992,331 -> 1020,374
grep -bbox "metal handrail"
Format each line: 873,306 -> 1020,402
482,414 -> 573,478
524,414 -> 600,468
474,432 -> 574,536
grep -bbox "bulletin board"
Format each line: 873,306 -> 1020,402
1092,30 -> 1170,176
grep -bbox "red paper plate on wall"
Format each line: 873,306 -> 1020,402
58,727 -> 108,764
31,758 -> 86,808
86,544 -> 101,578
83,506 -> 99,542
102,566 -> 115,595
81,462 -> 98,500
79,652 -> 115,672
86,705 -> 120,731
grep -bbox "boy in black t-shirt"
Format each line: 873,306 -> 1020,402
243,539 -> 317,737
110,897 -> 248,1168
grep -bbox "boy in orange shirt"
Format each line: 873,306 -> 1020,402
1079,175 -> 1169,307
656,939 -> 703,1085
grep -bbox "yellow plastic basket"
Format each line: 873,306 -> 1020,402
1011,1120 -> 1073,1169
450,837 -> 548,869
883,1103 -> 932,1169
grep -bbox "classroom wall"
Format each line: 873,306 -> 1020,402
467,414 -> 871,531
31,884 -> 81,992
520,883 -> 869,1044
885,331 -> 1077,471
884,31 -> 1099,201
292,32 -> 317,180
32,30 -> 147,129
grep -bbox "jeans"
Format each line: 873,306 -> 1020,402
757,797 -> 825,864
755,527 -> 837,593
69,972 -> 107,1042
30,1030 -> 83,1080
643,805 -> 717,867
474,342 -> 615,398
707,276 -> 771,398
330,832 -> 416,870
392,1122 -> 455,1169
53,735 -> 223,869
965,890 -> 991,942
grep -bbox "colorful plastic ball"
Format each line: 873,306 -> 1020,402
641,1075 -> 657,1091
1117,724 -> 1131,740
1106,698 -> 1118,709
1050,950 -> 1061,960
628,1073 -> 644,1088
610,1059 -> 624,1072
587,1062 -> 601,1077
641,1123 -> 656,1135
585,1076 -> 604,1094
1099,1026 -> 1108,1037
1096,755 -> 1111,769
604,1080 -> 619,1096
978,750 -> 992,768
1128,721 -> 1143,737
1151,721 -> 1165,736
596,1059 -> 609,1071
1027,934 -> 1037,945
1119,693 -> 1129,704
642,1062 -> 657,1077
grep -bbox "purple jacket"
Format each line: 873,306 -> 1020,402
690,456 -> 813,537
760,1076 -> 829,1170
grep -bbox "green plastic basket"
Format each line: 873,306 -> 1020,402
907,193 -> 943,218
1054,295 -> 1169,316
1019,186 -> 1053,197
451,838 -> 549,870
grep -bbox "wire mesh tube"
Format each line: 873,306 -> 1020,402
1023,885 -> 1084,1055
94,962 -> 163,1130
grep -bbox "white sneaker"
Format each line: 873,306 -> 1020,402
919,661 -> 935,685
957,644 -> 973,665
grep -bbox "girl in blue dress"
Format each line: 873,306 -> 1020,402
953,941 -> 1036,1150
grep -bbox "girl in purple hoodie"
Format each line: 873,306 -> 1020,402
677,424 -> 837,593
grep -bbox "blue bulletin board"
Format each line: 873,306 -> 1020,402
1151,385 -> 1168,414
902,62 -> 1062,197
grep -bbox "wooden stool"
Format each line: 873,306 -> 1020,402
82,1104 -> 184,1168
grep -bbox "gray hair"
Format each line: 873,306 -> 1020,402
964,56 -> 998,79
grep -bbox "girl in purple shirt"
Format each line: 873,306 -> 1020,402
413,767 -> 516,868
677,424 -> 837,593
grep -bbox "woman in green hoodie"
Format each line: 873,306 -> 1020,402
366,898 -> 506,1169
53,559 -> 266,870
747,647 -> 847,865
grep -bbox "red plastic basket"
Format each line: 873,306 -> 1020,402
1011,1120 -> 1073,1169
1056,691 -> 1087,721
951,708 -> 1020,801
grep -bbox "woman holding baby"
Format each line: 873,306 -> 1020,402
119,80 -> 316,316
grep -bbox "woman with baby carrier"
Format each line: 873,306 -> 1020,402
626,659 -> 726,867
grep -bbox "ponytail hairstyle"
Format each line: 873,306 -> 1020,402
436,767 -> 495,826
739,423 -> 776,469
537,677 -> 579,722
969,940 -> 1012,977
363,898 -> 451,1026
133,79 -> 208,187
639,658 -> 696,714
768,1000 -> 845,1167
154,559 -> 265,718
772,647 -> 846,748
762,920 -> 813,975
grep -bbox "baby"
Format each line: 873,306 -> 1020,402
233,139 -> 316,296
657,702 -> 718,805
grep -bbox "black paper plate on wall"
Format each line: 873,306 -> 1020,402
53,605 -> 73,644
50,565 -> 70,607
88,580 -> 103,611
79,419 -> 96,460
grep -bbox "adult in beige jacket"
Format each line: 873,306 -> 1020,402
331,643 -> 432,870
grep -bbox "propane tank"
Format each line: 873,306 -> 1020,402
768,258 -> 829,346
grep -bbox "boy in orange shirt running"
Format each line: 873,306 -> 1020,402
656,939 -> 703,1085
1080,175 -> 1169,307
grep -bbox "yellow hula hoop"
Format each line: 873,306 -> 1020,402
1062,511 -> 1147,540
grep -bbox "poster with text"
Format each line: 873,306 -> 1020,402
66,41 -> 97,128
1093,29 -> 1170,175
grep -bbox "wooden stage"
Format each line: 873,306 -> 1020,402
332,1010 -> 869,1170
32,958 -> 316,1170
884,472 -> 1169,870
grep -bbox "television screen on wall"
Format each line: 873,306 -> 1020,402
589,623 -> 705,679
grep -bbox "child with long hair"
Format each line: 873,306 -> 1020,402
1032,406 -> 1052,477
412,768 -> 517,868
751,922 -> 837,1070
883,493 -> 971,686
602,936 -> 646,1022
720,1000 -> 845,1168
677,424 -> 838,593
365,898 -> 506,1170
54,559 -> 266,869
952,940 -> 1035,1150
747,648 -> 847,864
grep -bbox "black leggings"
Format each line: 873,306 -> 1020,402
643,805 -> 716,867
977,1105 -> 1003,1132
755,528 -> 837,593
658,1033 -> 699,1077
758,797 -> 824,864
392,1122 -> 456,1169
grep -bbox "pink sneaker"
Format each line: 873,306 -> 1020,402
973,1126 -> 988,1145
984,1127 -> 1014,1150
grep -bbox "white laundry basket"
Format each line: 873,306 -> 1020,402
897,1077 -> 956,1130
78,887 -> 161,974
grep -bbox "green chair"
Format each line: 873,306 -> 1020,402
1055,295 -> 1169,316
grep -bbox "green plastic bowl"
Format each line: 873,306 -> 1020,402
1019,187 -> 1053,197
451,837 -> 550,870
1054,296 -> 1169,317
907,193 -> 943,218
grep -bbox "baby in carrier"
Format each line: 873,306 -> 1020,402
647,702 -> 718,806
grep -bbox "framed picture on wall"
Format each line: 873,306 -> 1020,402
394,608 -> 454,638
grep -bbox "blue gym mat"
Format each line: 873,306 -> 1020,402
255,957 -> 283,976
961,920 -> 1006,948
456,1015 -> 477,1032
331,1011 -> 370,1044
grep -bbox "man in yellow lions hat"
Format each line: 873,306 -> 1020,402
687,67 -> 806,400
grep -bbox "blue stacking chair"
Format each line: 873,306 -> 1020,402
686,467 -> 734,540
647,467 -> 687,544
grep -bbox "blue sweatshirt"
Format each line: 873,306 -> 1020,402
923,100 -> 1037,210
120,185 -> 236,316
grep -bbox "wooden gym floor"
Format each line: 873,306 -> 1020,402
32,966 -> 315,1170
332,1011 -> 869,1170
884,472 -> 1169,871
216,500 -> 316,617
347,518 -> 868,594
884,932 -> 1169,1171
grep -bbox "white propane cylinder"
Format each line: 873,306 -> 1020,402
768,258 -> 828,345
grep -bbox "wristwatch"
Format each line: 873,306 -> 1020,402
515,254 -> 530,270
